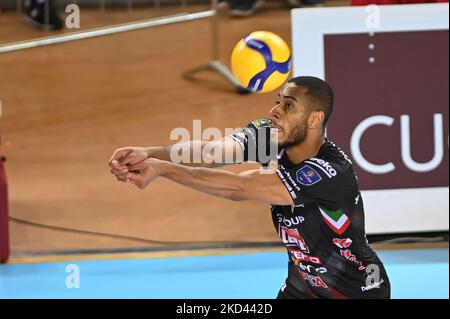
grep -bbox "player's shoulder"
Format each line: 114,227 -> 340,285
321,139 -> 353,167
303,140 -> 354,179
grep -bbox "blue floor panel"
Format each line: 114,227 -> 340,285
0,249 -> 448,299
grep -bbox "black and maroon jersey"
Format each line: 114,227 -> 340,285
232,119 -> 391,299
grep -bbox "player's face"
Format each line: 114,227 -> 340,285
269,83 -> 312,148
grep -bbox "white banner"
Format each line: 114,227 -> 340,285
291,4 -> 449,234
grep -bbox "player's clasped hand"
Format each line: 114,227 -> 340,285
126,158 -> 163,189
108,147 -> 162,189
109,147 -> 147,182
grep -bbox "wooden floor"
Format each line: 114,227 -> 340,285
0,2 -> 349,254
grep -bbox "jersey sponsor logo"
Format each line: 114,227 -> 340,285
319,207 -> 351,235
361,279 -> 385,292
280,226 -> 309,253
340,249 -> 366,271
297,262 -> 328,274
284,171 -> 301,191
305,158 -> 338,178
276,170 -> 298,200
296,165 -> 322,186
277,215 -> 305,228
297,270 -> 328,288
288,248 -> 323,265
332,238 -> 353,249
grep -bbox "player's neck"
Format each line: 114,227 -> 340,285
285,133 -> 325,165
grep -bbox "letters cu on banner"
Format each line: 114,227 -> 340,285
324,30 -> 449,190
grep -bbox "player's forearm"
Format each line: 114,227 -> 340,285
145,141 -> 229,168
144,146 -> 173,162
159,160 -> 246,201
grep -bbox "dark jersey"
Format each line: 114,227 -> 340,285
231,119 -> 391,299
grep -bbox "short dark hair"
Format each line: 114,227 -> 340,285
287,76 -> 334,128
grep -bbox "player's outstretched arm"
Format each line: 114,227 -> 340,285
109,137 -> 244,181
125,158 -> 294,206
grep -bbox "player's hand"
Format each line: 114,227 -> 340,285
108,147 -> 149,181
126,158 -> 163,189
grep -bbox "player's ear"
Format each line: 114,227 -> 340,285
308,111 -> 325,129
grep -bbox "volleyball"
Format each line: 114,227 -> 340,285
231,31 -> 291,93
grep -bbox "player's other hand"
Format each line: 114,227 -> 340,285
126,158 -> 162,189
108,147 -> 149,181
